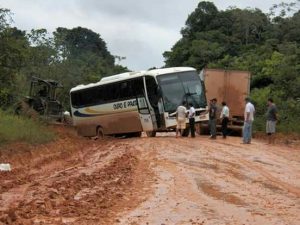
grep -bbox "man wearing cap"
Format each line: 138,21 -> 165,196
243,97 -> 255,144
209,98 -> 217,139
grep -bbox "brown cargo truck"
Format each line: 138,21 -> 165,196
199,69 -> 251,134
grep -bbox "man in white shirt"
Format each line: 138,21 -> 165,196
220,101 -> 230,138
243,97 -> 255,144
188,103 -> 196,138
176,101 -> 187,138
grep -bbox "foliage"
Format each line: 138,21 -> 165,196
164,1 -> 300,133
1,2 -> 300,135
0,9 -> 128,109
0,109 -> 55,144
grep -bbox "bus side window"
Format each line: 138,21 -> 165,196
96,86 -> 104,105
74,90 -> 85,108
119,81 -> 133,100
88,87 -> 98,106
145,76 -> 159,108
71,92 -> 80,108
102,84 -> 115,103
132,78 -> 144,97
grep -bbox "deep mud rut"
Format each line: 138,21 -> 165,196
1,129 -> 300,225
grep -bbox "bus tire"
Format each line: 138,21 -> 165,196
146,131 -> 156,137
96,127 -> 104,140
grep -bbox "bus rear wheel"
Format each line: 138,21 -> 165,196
96,127 -> 104,140
146,131 -> 156,137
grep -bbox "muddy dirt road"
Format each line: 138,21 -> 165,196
1,129 -> 300,225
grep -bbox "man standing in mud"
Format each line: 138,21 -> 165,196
188,103 -> 196,138
266,98 -> 278,144
220,101 -> 230,138
209,98 -> 217,139
242,97 -> 255,144
176,101 -> 187,138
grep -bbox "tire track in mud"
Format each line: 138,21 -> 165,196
118,136 -> 300,225
171,137 -> 300,198
0,134 -> 155,225
200,140 -> 300,198
1,132 -> 300,225
3,154 -> 137,224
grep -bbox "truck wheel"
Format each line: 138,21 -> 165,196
146,131 -> 156,137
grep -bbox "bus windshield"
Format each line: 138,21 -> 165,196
157,71 -> 206,112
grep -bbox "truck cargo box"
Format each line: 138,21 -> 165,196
201,69 -> 251,133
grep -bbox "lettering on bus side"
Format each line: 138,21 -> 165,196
113,103 -> 123,110
127,100 -> 137,107
113,100 -> 137,110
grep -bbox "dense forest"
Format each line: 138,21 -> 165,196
0,1 -> 300,132
164,1 -> 300,132
0,8 -> 128,108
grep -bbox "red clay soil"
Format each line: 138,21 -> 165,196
0,127 -> 154,225
1,127 -> 300,225
254,132 -> 300,147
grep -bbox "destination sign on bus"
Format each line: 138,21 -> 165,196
113,99 -> 137,110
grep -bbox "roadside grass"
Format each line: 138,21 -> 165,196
0,109 -> 55,145
253,116 -> 300,134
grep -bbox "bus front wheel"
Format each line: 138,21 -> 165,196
146,131 -> 156,137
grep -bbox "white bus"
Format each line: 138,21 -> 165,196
70,67 -> 207,138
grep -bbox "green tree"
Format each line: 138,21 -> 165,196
0,9 -> 29,106
181,1 -> 218,38
52,27 -> 128,106
164,1 -> 300,132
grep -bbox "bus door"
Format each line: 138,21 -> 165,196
136,95 -> 157,131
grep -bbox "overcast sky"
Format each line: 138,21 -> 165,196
0,0 -> 293,71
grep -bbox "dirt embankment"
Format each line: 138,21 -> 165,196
0,127 -> 154,225
1,128 -> 300,225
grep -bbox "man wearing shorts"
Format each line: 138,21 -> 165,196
266,98 -> 278,144
176,101 -> 187,138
